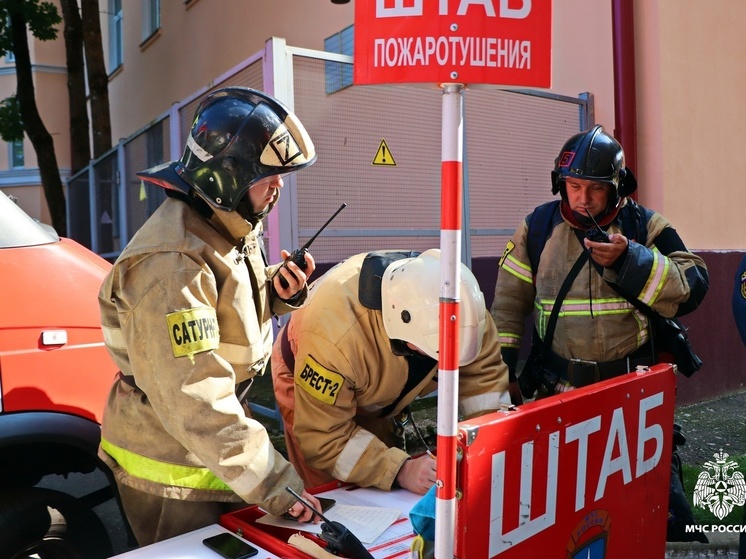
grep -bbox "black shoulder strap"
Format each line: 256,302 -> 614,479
618,199 -> 651,246
541,250 -> 589,350
526,200 -> 562,272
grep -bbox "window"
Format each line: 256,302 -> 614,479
324,25 -> 354,94
3,17 -> 13,62
141,0 -> 161,42
143,121 -> 166,215
109,0 -> 123,70
9,139 -> 23,168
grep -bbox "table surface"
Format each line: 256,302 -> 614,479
110,524 -> 283,559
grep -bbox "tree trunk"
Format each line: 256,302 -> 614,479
9,9 -> 67,234
59,0 -> 90,173
81,0 -> 111,157
81,0 -> 113,253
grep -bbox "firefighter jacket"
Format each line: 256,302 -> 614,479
491,199 -> 709,375
98,196 -> 306,515
275,251 -> 510,491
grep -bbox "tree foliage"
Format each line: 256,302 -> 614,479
0,0 -> 66,233
0,96 -> 23,142
0,0 -> 60,46
0,0 -> 111,238
0,1 -> 62,144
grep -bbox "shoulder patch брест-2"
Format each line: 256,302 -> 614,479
296,355 -> 343,405
166,307 -> 220,359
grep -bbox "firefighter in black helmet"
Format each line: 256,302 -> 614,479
98,87 -> 321,546
490,125 -> 708,407
551,124 -> 637,217
138,86 -> 316,220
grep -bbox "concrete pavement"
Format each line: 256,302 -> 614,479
666,531 -> 739,558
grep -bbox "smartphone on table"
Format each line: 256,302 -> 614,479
202,532 -> 259,559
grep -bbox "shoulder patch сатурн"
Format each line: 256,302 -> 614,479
166,307 -> 220,358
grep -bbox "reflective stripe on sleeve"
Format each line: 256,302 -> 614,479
331,429 -> 375,481
100,438 -> 232,491
103,325 -> 256,364
501,254 -> 533,284
101,325 -> 125,349
215,341 -> 254,365
497,332 -> 521,349
460,391 -> 510,417
639,250 -> 670,307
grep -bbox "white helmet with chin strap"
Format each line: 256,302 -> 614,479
381,249 -> 486,366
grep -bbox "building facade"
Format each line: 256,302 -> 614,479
0,0 -> 743,403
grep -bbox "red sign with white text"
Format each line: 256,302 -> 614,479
455,364 -> 676,558
353,0 -> 552,87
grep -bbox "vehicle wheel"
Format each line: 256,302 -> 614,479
0,487 -> 113,559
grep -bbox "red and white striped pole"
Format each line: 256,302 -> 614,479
435,82 -> 464,559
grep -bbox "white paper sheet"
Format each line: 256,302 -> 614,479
256,503 -> 400,544
257,486 -> 421,556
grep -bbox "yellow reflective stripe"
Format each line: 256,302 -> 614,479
502,254 -> 533,284
497,332 -> 521,349
100,438 -> 231,491
534,300 -> 547,338
533,300 -> 651,346
536,298 -> 634,317
632,311 -> 651,345
640,251 -> 670,306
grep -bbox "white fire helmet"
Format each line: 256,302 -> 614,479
381,249 -> 487,366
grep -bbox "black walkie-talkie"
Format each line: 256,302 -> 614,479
584,208 -> 611,243
285,487 -> 373,559
274,203 -> 347,289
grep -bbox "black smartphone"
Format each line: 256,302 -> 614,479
202,532 -> 259,559
282,496 -> 336,521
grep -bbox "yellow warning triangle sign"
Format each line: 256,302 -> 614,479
372,139 -> 396,166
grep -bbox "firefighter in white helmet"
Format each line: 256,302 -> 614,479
271,249 -> 510,495
98,87 -> 321,546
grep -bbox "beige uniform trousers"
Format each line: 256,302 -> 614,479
117,484 -> 247,546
